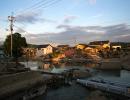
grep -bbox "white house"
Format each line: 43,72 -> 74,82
36,44 -> 53,57
110,43 -> 121,49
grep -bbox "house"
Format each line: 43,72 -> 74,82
23,47 -> 36,58
64,48 -> 75,57
84,46 -> 98,54
56,45 -> 69,53
36,44 -> 53,57
75,44 -> 88,50
110,42 -> 121,50
22,44 -> 37,58
89,40 -> 110,50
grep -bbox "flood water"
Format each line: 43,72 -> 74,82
21,61 -> 130,100
21,61 -> 130,84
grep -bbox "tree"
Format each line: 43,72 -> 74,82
4,33 -> 27,58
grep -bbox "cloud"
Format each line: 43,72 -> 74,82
63,15 -> 78,23
16,12 -> 40,24
16,11 -> 55,24
24,23 -> 130,45
100,24 -> 130,42
113,34 -> 130,42
14,26 -> 26,33
57,24 -> 105,34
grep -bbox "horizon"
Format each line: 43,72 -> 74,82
0,39 -> 130,47
0,0 -> 130,45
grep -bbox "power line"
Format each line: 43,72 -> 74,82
31,0 -> 62,10
15,0 -> 48,15
14,25 -> 29,33
15,0 -> 62,17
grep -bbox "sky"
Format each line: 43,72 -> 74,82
0,0 -> 130,45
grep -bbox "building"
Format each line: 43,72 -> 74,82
22,44 -> 37,58
36,44 -> 53,57
75,44 -> 87,50
23,47 -> 36,58
110,42 -> 121,50
57,45 -> 69,52
89,40 -> 110,50
84,46 -> 98,54
111,45 -> 121,49
64,48 -> 75,57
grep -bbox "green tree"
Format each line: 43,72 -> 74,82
4,33 -> 27,58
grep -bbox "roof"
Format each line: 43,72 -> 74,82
85,47 -> 93,49
57,45 -> 69,48
89,40 -> 109,45
37,44 -> 52,48
76,44 -> 88,47
88,45 -> 97,48
110,42 -> 121,46
77,43 -> 87,45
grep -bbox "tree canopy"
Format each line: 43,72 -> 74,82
4,33 -> 27,58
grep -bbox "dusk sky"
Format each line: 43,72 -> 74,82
0,0 -> 130,45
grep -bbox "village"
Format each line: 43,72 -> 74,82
0,0 -> 130,100
0,39 -> 130,100
22,40 -> 125,59
1,40 -> 130,100
21,40 -> 130,70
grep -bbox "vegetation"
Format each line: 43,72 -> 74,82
3,33 -> 27,58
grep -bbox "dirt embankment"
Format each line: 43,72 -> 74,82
0,62 -> 29,75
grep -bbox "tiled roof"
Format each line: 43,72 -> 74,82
89,40 -> 109,45
77,44 -> 88,46
57,45 -> 69,47
36,44 -> 51,48
110,42 -> 121,46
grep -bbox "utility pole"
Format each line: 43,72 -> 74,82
8,13 -> 15,57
